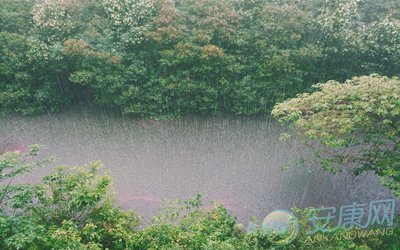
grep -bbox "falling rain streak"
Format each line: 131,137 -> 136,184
0,105 -> 392,223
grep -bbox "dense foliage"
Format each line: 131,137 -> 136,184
0,148 -> 138,249
1,0 -> 400,117
272,75 -> 400,197
2,0 -> 400,249
1,148 -> 399,249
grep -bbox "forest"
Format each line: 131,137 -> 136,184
1,0 -> 399,117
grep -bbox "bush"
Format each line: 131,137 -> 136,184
1,148 -> 399,249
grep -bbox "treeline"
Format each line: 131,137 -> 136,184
1,0 -> 399,117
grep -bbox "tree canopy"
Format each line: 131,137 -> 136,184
1,0 -> 399,117
273,75 -> 400,196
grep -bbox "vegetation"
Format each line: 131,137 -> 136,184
1,0 -> 400,117
0,148 -> 399,249
272,75 -> 400,197
1,0 -> 400,249
0,147 -> 137,249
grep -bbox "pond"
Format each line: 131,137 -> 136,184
0,106 -> 391,224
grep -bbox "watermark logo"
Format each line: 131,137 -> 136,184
308,199 -> 396,233
247,209 -> 299,245
246,199 -> 396,245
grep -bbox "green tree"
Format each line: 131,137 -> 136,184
0,0 -> 35,34
0,32 -> 68,115
0,148 -> 138,249
272,75 -> 400,196
1,0 -> 400,118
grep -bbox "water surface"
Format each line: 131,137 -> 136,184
0,107 -> 392,223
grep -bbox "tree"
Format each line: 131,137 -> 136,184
0,0 -> 35,34
104,0 -> 160,47
1,145 -> 399,248
1,0 -> 400,117
0,148 -> 138,249
272,75 -> 400,196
